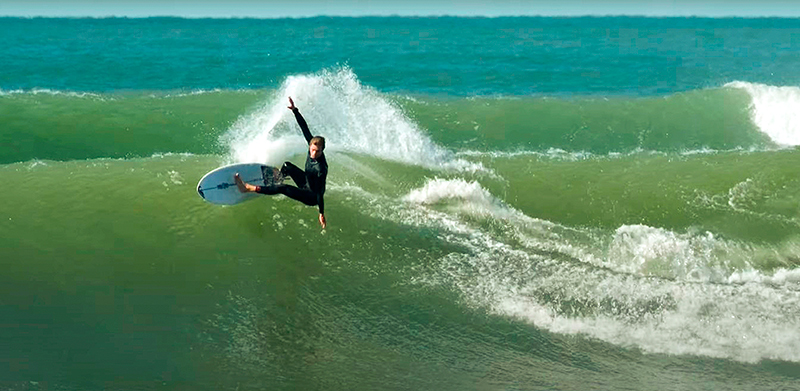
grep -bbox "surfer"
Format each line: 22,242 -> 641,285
235,97 -> 328,229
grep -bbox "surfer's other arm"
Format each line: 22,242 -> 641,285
317,191 -> 326,229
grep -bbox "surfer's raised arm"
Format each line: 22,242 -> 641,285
288,97 -> 314,143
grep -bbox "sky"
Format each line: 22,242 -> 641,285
2,0 -> 800,18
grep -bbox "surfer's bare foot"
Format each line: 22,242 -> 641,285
234,173 -> 253,193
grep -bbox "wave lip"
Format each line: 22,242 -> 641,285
726,81 -> 800,146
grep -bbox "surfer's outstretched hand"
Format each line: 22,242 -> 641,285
287,97 -> 296,110
319,213 -> 327,229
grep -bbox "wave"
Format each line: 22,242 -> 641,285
455,145 -> 771,161
404,84 -> 791,154
4,70 -> 800,165
384,177 -> 800,363
0,88 -> 264,164
0,87 -> 264,98
215,70 -> 800,174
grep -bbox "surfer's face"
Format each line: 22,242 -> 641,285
309,143 -> 322,160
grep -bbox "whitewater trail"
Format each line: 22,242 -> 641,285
392,177 -> 800,363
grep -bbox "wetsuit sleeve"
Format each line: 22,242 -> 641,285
317,193 -> 324,215
292,108 -> 314,144
317,161 -> 327,215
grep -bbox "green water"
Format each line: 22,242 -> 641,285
3,16 -> 800,389
3,154 -> 799,389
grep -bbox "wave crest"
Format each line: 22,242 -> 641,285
726,81 -> 800,146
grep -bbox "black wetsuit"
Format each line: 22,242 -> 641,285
256,108 -> 328,215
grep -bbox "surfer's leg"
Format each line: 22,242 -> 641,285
280,162 -> 308,188
257,184 -> 317,206
254,183 -> 283,195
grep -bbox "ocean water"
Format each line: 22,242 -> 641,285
1,16 -> 800,390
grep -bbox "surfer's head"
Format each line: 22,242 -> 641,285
309,136 -> 325,159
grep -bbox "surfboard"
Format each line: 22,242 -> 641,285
197,163 -> 283,205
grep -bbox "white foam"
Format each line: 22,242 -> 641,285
495,280 -> 800,363
726,81 -> 800,146
0,88 -> 105,99
400,178 -> 569,239
455,146 -> 753,161
606,225 -> 756,282
221,67 -> 485,173
403,178 -> 495,206
338,178 -> 800,363
456,148 -> 597,161
401,178 -> 800,286
729,267 -> 800,285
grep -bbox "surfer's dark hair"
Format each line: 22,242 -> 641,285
310,136 -> 325,150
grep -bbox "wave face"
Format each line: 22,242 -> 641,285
2,16 -> 800,391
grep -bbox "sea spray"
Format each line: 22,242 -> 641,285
221,68 -> 485,172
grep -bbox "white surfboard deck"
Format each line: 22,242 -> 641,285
197,163 -> 282,205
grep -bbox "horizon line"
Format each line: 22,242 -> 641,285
3,14 -> 800,19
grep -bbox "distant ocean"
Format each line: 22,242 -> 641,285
1,16 -> 799,390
